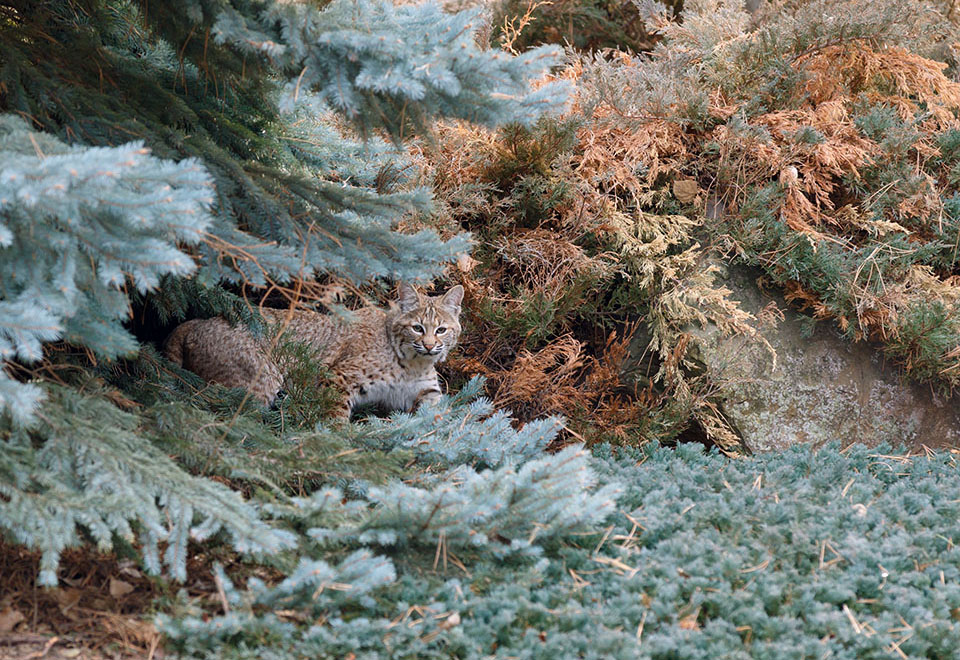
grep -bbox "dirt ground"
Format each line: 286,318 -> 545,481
0,634 -> 156,660
0,542 -> 162,660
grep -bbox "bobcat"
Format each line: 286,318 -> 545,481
164,283 -> 463,419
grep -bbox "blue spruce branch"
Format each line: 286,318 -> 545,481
0,116 -> 214,424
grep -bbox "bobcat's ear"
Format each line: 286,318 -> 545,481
397,282 -> 422,313
439,285 -> 464,315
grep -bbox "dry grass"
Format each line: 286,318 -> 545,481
492,229 -> 614,300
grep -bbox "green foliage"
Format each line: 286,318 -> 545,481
484,119 -> 579,184
0,0 -> 572,591
141,277 -> 262,328
270,333 -> 345,431
0,383 -> 297,586
0,0 -> 568,348
477,288 -> 598,348
213,0 -> 572,134
0,115 -> 214,423
159,441 -> 960,659
883,300 -> 960,383
347,445 -> 619,553
363,377 -> 563,469
100,345 -> 410,494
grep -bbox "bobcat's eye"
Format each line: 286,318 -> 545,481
412,324 -> 425,334
436,327 -> 447,335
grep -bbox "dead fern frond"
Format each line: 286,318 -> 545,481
493,335 -> 586,413
494,230 -> 613,298
803,45 -> 960,127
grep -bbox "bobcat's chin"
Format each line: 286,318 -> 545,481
414,346 -> 444,357
403,344 -> 446,362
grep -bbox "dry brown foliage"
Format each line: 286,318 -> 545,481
417,61 -> 768,451
802,46 -> 960,127
707,43 -> 960,242
0,541 -> 160,658
803,51 -> 952,331
450,330 -> 650,442
492,229 -> 614,299
681,40 -> 960,374
568,56 -> 694,196
429,36 -> 960,442
718,102 -> 878,233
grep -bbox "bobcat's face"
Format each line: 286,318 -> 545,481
391,284 -> 463,363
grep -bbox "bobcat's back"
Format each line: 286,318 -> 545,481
164,316 -> 285,404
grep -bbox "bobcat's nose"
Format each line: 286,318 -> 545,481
422,340 -> 436,351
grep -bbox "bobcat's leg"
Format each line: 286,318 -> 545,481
412,386 -> 442,411
332,400 -> 352,421
325,376 -> 353,422
165,318 -> 283,405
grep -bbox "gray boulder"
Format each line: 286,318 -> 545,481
695,266 -> 960,452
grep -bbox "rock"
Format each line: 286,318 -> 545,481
0,607 -> 25,633
109,578 -> 134,599
695,265 -> 960,452
672,179 -> 699,204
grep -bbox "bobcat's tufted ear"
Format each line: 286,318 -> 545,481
397,282 -> 422,313
439,285 -> 464,315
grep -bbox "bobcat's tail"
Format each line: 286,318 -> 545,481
164,321 -> 195,367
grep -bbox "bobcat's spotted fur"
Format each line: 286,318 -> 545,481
164,283 -> 463,418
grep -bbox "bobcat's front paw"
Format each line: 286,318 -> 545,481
332,401 -> 352,421
412,387 -> 442,411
